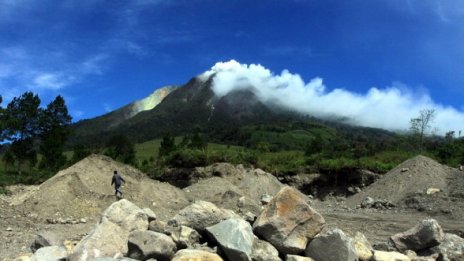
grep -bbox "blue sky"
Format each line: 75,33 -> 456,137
1,0 -> 463,130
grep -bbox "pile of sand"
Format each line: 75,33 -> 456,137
346,155 -> 454,207
16,154 -> 189,220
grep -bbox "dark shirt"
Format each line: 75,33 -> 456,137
111,173 -> 125,186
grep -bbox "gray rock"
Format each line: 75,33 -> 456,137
305,228 -> 358,261
30,231 -> 62,253
430,233 -> 464,261
260,194 -> 273,205
361,197 -> 374,208
206,218 -> 254,261
390,219 -> 444,251
142,207 -> 157,222
168,225 -> 201,249
243,211 -> 257,224
253,186 -> 325,255
170,200 -> 239,233
373,241 -> 397,251
31,246 -> 67,261
127,230 -> 176,261
148,220 -> 167,233
251,237 -> 281,261
68,199 -> 149,261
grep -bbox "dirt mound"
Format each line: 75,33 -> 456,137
183,163 -> 283,215
346,155 -> 454,208
16,154 -> 189,220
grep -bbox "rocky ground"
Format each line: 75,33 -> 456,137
1,154 -> 463,260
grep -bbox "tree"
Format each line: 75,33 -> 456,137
2,92 -> 41,173
410,109 -> 436,152
105,134 -> 136,165
38,96 -> 72,171
159,133 -> 176,157
189,132 -> 207,151
2,149 -> 15,172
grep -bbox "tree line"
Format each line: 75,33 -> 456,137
0,92 -> 72,173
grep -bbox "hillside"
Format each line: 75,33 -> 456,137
68,86 -> 176,146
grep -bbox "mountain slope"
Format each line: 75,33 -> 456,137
69,86 -> 176,145
68,74 -> 397,148
115,76 -> 299,142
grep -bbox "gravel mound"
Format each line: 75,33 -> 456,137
16,154 -> 189,220
346,155 -> 454,208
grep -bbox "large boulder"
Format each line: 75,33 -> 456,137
305,228 -> 357,261
30,231 -> 63,253
253,186 -> 325,254
390,219 -> 444,252
251,237 -> 281,261
68,199 -> 149,261
31,246 -> 67,261
170,201 -> 239,233
206,218 -> 254,261
127,230 -> 177,261
171,249 -> 223,261
430,233 -> 464,261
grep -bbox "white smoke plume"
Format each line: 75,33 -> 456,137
202,60 -> 464,135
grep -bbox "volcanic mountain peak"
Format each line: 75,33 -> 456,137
129,85 -> 177,118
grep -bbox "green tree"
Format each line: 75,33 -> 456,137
105,134 -> 136,165
2,149 -> 15,172
410,109 -> 436,152
189,132 -> 207,151
2,92 -> 41,173
39,96 -> 72,171
159,133 -> 176,157
305,135 -> 325,156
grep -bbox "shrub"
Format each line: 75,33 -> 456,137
166,149 -> 207,168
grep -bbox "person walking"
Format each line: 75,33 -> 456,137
111,170 -> 126,198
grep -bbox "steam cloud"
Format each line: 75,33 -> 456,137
202,60 -> 464,135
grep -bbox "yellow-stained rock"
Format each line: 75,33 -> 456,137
171,249 -> 223,261
373,250 -> 411,261
354,232 -> 373,261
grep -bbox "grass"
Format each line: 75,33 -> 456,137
0,136 -> 419,193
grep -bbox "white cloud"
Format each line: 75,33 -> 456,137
33,73 -> 75,90
203,60 -> 464,134
0,46 -> 108,94
81,54 -> 109,75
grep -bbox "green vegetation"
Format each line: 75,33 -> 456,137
2,91 -> 463,196
0,92 -> 73,193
